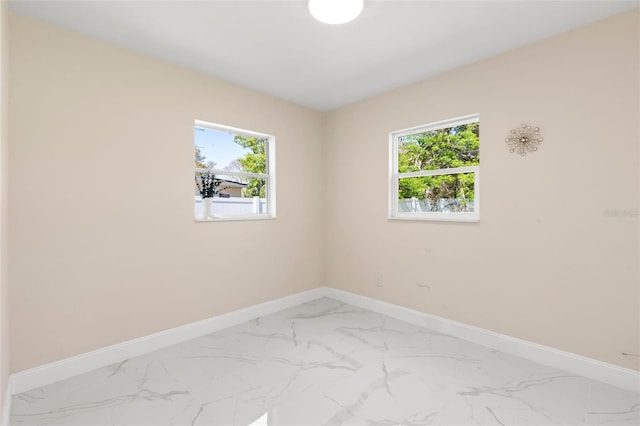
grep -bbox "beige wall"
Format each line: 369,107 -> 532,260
8,14 -> 325,372
1,0 -> 10,415
324,10 -> 639,370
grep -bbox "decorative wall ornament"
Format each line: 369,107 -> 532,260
506,123 -> 543,156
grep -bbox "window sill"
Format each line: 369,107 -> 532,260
389,214 -> 479,223
195,215 -> 276,223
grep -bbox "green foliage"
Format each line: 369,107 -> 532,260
398,122 -> 479,210
233,135 -> 268,198
195,172 -> 224,199
195,146 -> 215,169
195,146 -> 207,168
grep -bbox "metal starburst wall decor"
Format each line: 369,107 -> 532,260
506,123 -> 543,156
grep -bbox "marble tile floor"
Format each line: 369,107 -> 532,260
11,297 -> 640,426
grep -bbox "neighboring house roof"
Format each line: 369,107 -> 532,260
217,179 -> 247,188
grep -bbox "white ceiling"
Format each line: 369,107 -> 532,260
8,0 -> 639,111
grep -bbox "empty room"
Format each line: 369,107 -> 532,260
0,0 -> 639,425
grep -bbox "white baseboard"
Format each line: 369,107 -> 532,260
323,287 -> 640,394
1,376 -> 12,426
10,287 -> 326,395
9,286 -> 639,397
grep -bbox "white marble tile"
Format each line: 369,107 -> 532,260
11,298 -> 640,425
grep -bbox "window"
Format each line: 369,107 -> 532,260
194,120 -> 275,221
389,114 -> 480,222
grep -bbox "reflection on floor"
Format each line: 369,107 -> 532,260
11,298 -> 640,425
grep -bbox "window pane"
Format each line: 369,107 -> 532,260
398,122 -> 479,172
195,126 -> 267,174
398,173 -> 475,213
195,172 -> 268,219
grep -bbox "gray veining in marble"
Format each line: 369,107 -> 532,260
11,298 -> 640,425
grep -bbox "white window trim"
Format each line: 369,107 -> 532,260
195,120 -> 276,221
195,167 -> 269,180
389,114 -> 480,222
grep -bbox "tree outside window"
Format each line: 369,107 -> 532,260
391,114 -> 480,221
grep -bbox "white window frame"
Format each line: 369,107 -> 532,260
195,120 -> 276,221
389,114 -> 480,222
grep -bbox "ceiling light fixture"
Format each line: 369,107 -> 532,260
308,0 -> 364,25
